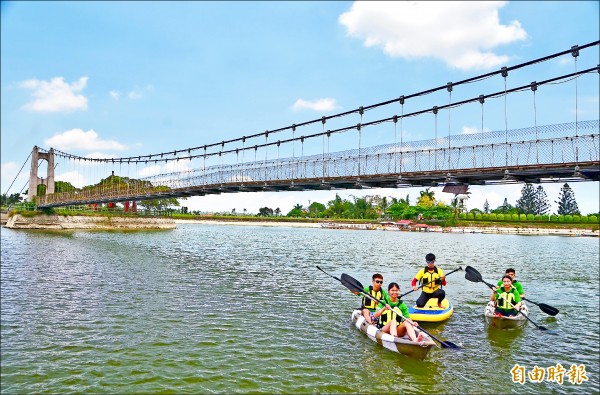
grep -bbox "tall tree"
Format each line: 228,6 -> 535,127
417,188 -> 436,207
516,183 -> 537,214
556,183 -> 580,215
1,193 -> 23,206
258,207 -> 274,217
534,185 -> 550,215
483,199 -> 490,214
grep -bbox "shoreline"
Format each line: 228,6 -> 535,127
175,218 -> 599,236
173,219 -> 321,228
3,214 -> 597,236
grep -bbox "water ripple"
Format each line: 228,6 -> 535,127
1,225 -> 598,393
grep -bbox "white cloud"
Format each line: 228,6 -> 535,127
44,129 -> 126,152
84,152 -> 118,160
164,159 -> 191,173
20,76 -> 88,112
128,91 -> 143,100
55,170 -> 89,189
339,1 -> 527,70
109,90 -> 121,100
292,98 -> 339,112
138,165 -> 162,177
462,126 -> 490,134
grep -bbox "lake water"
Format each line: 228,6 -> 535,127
1,224 -> 598,394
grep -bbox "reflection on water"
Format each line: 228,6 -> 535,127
1,225 -> 598,394
487,324 -> 525,349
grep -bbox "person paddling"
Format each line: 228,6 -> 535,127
495,268 -> 524,298
411,253 -> 446,308
373,282 -> 427,344
352,273 -> 389,324
491,275 -> 522,316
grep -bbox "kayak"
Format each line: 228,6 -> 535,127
408,298 -> 453,322
351,309 -> 436,360
484,301 -> 529,329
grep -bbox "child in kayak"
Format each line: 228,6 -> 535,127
491,275 -> 523,316
373,282 -> 427,344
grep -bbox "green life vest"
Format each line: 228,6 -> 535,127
496,288 -> 519,310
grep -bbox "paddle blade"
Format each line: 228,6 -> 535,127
465,265 -> 483,281
464,270 -> 482,283
440,341 -> 462,350
340,273 -> 364,294
534,302 -> 559,316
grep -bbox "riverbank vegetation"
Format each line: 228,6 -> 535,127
5,182 -> 598,231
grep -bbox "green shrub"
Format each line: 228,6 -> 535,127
475,213 -> 482,220
589,215 -> 598,223
488,213 -> 497,220
458,213 -> 466,219
512,214 -> 520,221
482,214 -> 488,220
541,214 -> 549,221
496,214 -> 504,221
466,213 -> 474,220
550,215 -> 558,222
519,214 -> 526,221
580,216 -> 589,223
573,215 -> 581,222
526,214 -> 534,221
534,214 -> 542,221
564,215 -> 573,222
557,215 -> 565,222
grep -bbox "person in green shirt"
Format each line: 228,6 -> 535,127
373,282 -> 424,343
495,268 -> 524,298
353,273 -> 389,324
491,275 -> 522,316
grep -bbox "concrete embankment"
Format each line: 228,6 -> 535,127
453,226 -> 599,237
5,214 -> 176,230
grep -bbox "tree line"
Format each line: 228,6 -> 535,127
270,182 -> 590,220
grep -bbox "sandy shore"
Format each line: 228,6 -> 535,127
174,219 -> 321,228
174,218 -> 599,236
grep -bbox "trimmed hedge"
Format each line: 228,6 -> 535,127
458,213 -> 598,223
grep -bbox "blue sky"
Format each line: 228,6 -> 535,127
1,1 -> 599,214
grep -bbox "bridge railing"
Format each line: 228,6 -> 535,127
38,132 -> 599,207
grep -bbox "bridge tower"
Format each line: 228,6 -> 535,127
28,146 -> 55,202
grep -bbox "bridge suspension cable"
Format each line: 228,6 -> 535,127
45,64 -> 600,165
41,40 -> 600,164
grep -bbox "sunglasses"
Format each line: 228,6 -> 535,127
427,260 -> 435,264
374,280 -> 383,284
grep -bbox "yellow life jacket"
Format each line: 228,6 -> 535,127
419,266 -> 442,293
379,303 -> 403,326
362,286 -> 383,311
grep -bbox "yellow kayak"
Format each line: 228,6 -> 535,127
408,298 -> 454,322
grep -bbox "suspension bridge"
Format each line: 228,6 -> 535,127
9,42 -> 599,209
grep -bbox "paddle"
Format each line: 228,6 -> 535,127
316,265 -> 342,282
399,266 -> 463,299
522,298 -> 559,317
339,272 -> 462,350
464,266 -> 556,334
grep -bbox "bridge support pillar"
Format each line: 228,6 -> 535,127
28,146 -> 55,202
